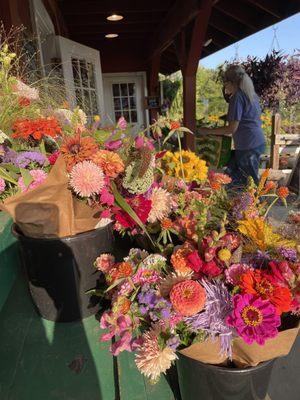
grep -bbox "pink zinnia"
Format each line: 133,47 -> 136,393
95,253 -> 115,273
225,264 -> 254,285
0,177 -> 5,194
18,169 -> 48,192
227,294 -> 280,345
133,268 -> 161,284
170,280 -> 206,317
70,160 -> 104,197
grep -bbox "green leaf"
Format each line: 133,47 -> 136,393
0,167 -> 18,185
39,139 -> 46,155
94,130 -> 112,143
162,129 -> 175,145
177,127 -> 193,134
105,277 -> 125,293
111,182 -> 156,247
20,168 -> 33,187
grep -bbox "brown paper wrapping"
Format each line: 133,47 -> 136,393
0,156 -> 102,238
180,320 -> 300,368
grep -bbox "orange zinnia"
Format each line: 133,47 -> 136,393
171,242 -> 195,274
60,135 -> 98,171
12,117 -> 62,141
117,262 -> 133,278
240,270 -> 292,314
91,150 -> 124,178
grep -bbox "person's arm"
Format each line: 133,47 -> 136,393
199,121 -> 239,136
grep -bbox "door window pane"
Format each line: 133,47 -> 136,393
120,83 -> 128,96
112,82 -> 138,124
112,84 -> 120,96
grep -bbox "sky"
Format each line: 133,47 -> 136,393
200,12 -> 300,69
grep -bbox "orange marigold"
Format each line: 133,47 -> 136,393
12,117 -> 62,141
170,280 -> 206,316
117,262 -> 133,278
277,186 -> 289,199
161,218 -> 173,230
171,242 -> 195,274
60,135 -> 98,171
91,150 -> 124,178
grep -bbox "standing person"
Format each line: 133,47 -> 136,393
199,65 -> 266,187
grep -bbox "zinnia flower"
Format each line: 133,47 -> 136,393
217,249 -> 232,262
95,253 -> 115,273
159,271 -> 193,297
0,177 -> 5,194
18,169 -> 48,192
133,269 -> 161,284
117,262 -> 133,278
69,161 -> 105,197
60,135 -> 98,171
12,118 -> 62,141
225,264 -> 253,285
170,280 -> 206,316
171,243 -> 195,274
135,326 -> 177,382
147,187 -> 171,223
227,294 -> 280,345
240,269 -> 292,314
91,150 -> 124,178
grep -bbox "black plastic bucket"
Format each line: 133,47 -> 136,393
177,353 -> 275,400
13,223 -> 114,322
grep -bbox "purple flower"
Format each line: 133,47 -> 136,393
232,192 -> 254,220
166,335 -> 180,350
2,148 -> 18,164
279,247 -> 298,262
105,139 -> 122,150
185,280 -> 233,358
15,151 -> 46,168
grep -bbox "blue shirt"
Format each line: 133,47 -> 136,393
227,89 -> 266,150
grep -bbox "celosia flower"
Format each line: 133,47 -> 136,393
12,118 -> 62,141
170,280 -> 206,316
0,177 -> 5,194
240,269 -> 292,314
171,243 -> 195,274
18,169 -> 48,192
227,294 -> 280,345
69,161 -> 105,197
277,186 -> 289,199
91,150 -> 124,178
225,264 -> 253,285
135,326 -> 177,382
186,280 -> 233,357
95,253 -> 115,273
147,187 -> 171,223
60,135 -> 98,171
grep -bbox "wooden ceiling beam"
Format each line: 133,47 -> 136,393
215,0 -> 262,30
147,0 -> 205,60
209,11 -> 242,40
244,0 -> 282,18
206,26 -> 233,49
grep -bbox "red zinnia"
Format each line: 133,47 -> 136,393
240,269 -> 292,314
115,195 -> 151,229
12,117 -> 62,141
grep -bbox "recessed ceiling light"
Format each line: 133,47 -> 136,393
107,14 -> 123,21
105,33 -> 119,38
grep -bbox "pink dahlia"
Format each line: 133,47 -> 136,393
18,169 -> 48,193
0,177 -> 5,194
147,187 -> 171,223
225,264 -> 254,285
170,280 -> 206,317
95,253 -> 115,273
227,294 -> 281,345
70,160 -> 104,197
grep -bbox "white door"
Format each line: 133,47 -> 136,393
103,74 -> 146,132
56,36 -> 105,121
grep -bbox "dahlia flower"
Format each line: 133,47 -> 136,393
60,135 -> 98,171
135,326 -> 177,382
0,177 -> 5,194
227,294 -> 280,345
171,243 -> 195,274
69,161 -> 105,197
170,280 -> 206,316
186,280 -> 233,357
240,269 -> 292,314
95,253 -> 115,273
18,169 -> 48,192
147,187 -> 171,223
159,271 -> 193,297
91,150 -> 124,178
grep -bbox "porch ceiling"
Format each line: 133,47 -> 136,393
57,0 -> 300,75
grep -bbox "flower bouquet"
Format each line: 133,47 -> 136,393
96,171 -> 299,399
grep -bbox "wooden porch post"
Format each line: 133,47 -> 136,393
147,54 -> 161,123
270,113 -> 281,170
175,0 -> 213,150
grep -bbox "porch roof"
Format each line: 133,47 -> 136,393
57,0 -> 300,75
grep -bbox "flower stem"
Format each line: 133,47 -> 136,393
177,131 -> 185,180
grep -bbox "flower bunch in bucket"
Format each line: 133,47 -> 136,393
96,171 -> 299,384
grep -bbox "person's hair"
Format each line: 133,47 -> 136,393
224,64 -> 256,103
